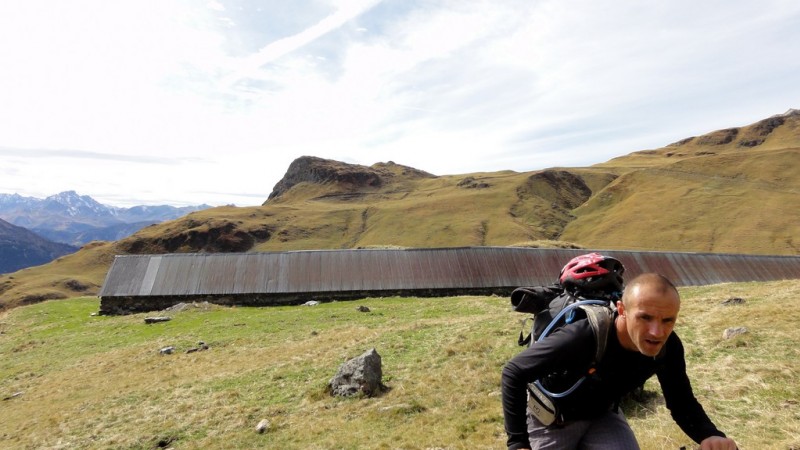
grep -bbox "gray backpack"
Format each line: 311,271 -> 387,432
510,285 -> 616,425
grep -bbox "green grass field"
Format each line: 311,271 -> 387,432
2,280 -> 799,449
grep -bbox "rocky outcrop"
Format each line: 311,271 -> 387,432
457,177 -> 491,189
737,113 -> 791,147
696,128 -> 739,146
510,170 -> 608,241
668,109 -> 798,150
266,156 -> 435,202
119,219 -> 272,254
523,170 -> 595,209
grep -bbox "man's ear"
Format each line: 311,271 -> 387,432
616,300 -> 625,317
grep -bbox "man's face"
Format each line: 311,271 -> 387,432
618,284 -> 680,357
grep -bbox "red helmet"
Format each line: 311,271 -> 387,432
559,252 -> 624,296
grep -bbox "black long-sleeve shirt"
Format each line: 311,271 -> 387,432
501,317 -> 725,450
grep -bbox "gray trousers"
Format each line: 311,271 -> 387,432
526,409 -> 640,450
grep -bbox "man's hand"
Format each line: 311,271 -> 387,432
700,436 -> 737,449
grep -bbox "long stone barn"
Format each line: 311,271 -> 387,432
98,247 -> 800,314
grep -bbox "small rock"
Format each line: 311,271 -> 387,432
310,330 -> 319,336
356,305 -> 371,313
144,316 -> 171,324
2,391 -> 24,401
186,342 -> 210,353
302,301 -> 320,306
159,346 -> 175,355
722,327 -> 748,339
164,302 -> 190,312
255,419 -> 270,434
722,297 -> 745,306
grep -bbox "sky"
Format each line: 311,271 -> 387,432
1,0 -> 799,207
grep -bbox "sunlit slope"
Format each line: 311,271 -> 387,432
565,147 -> 799,253
598,109 -> 800,169
258,169 -> 617,249
0,240 -> 115,308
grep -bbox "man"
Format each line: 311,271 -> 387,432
502,272 -> 738,449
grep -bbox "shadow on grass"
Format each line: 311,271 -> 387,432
620,385 -> 664,419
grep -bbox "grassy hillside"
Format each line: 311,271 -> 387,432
1,280 -> 798,449
0,241 -> 115,309
1,111 -> 798,311
564,148 -> 800,252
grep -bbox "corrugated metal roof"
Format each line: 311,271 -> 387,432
98,247 -> 800,313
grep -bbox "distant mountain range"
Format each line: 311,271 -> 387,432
0,191 -> 211,246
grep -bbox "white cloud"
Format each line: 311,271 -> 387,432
222,0 -> 384,89
207,1 -> 225,12
0,0 -> 799,206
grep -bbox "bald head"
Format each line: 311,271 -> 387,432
622,273 -> 679,307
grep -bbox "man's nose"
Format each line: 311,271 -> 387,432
649,322 -> 666,338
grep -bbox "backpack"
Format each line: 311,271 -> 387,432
510,284 -> 617,425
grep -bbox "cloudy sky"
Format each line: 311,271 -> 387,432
1,0 -> 798,207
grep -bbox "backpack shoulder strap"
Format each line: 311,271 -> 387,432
577,304 -> 615,364
527,301 -> 614,406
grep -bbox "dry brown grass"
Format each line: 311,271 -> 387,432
2,280 -> 799,449
565,148 -> 800,254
